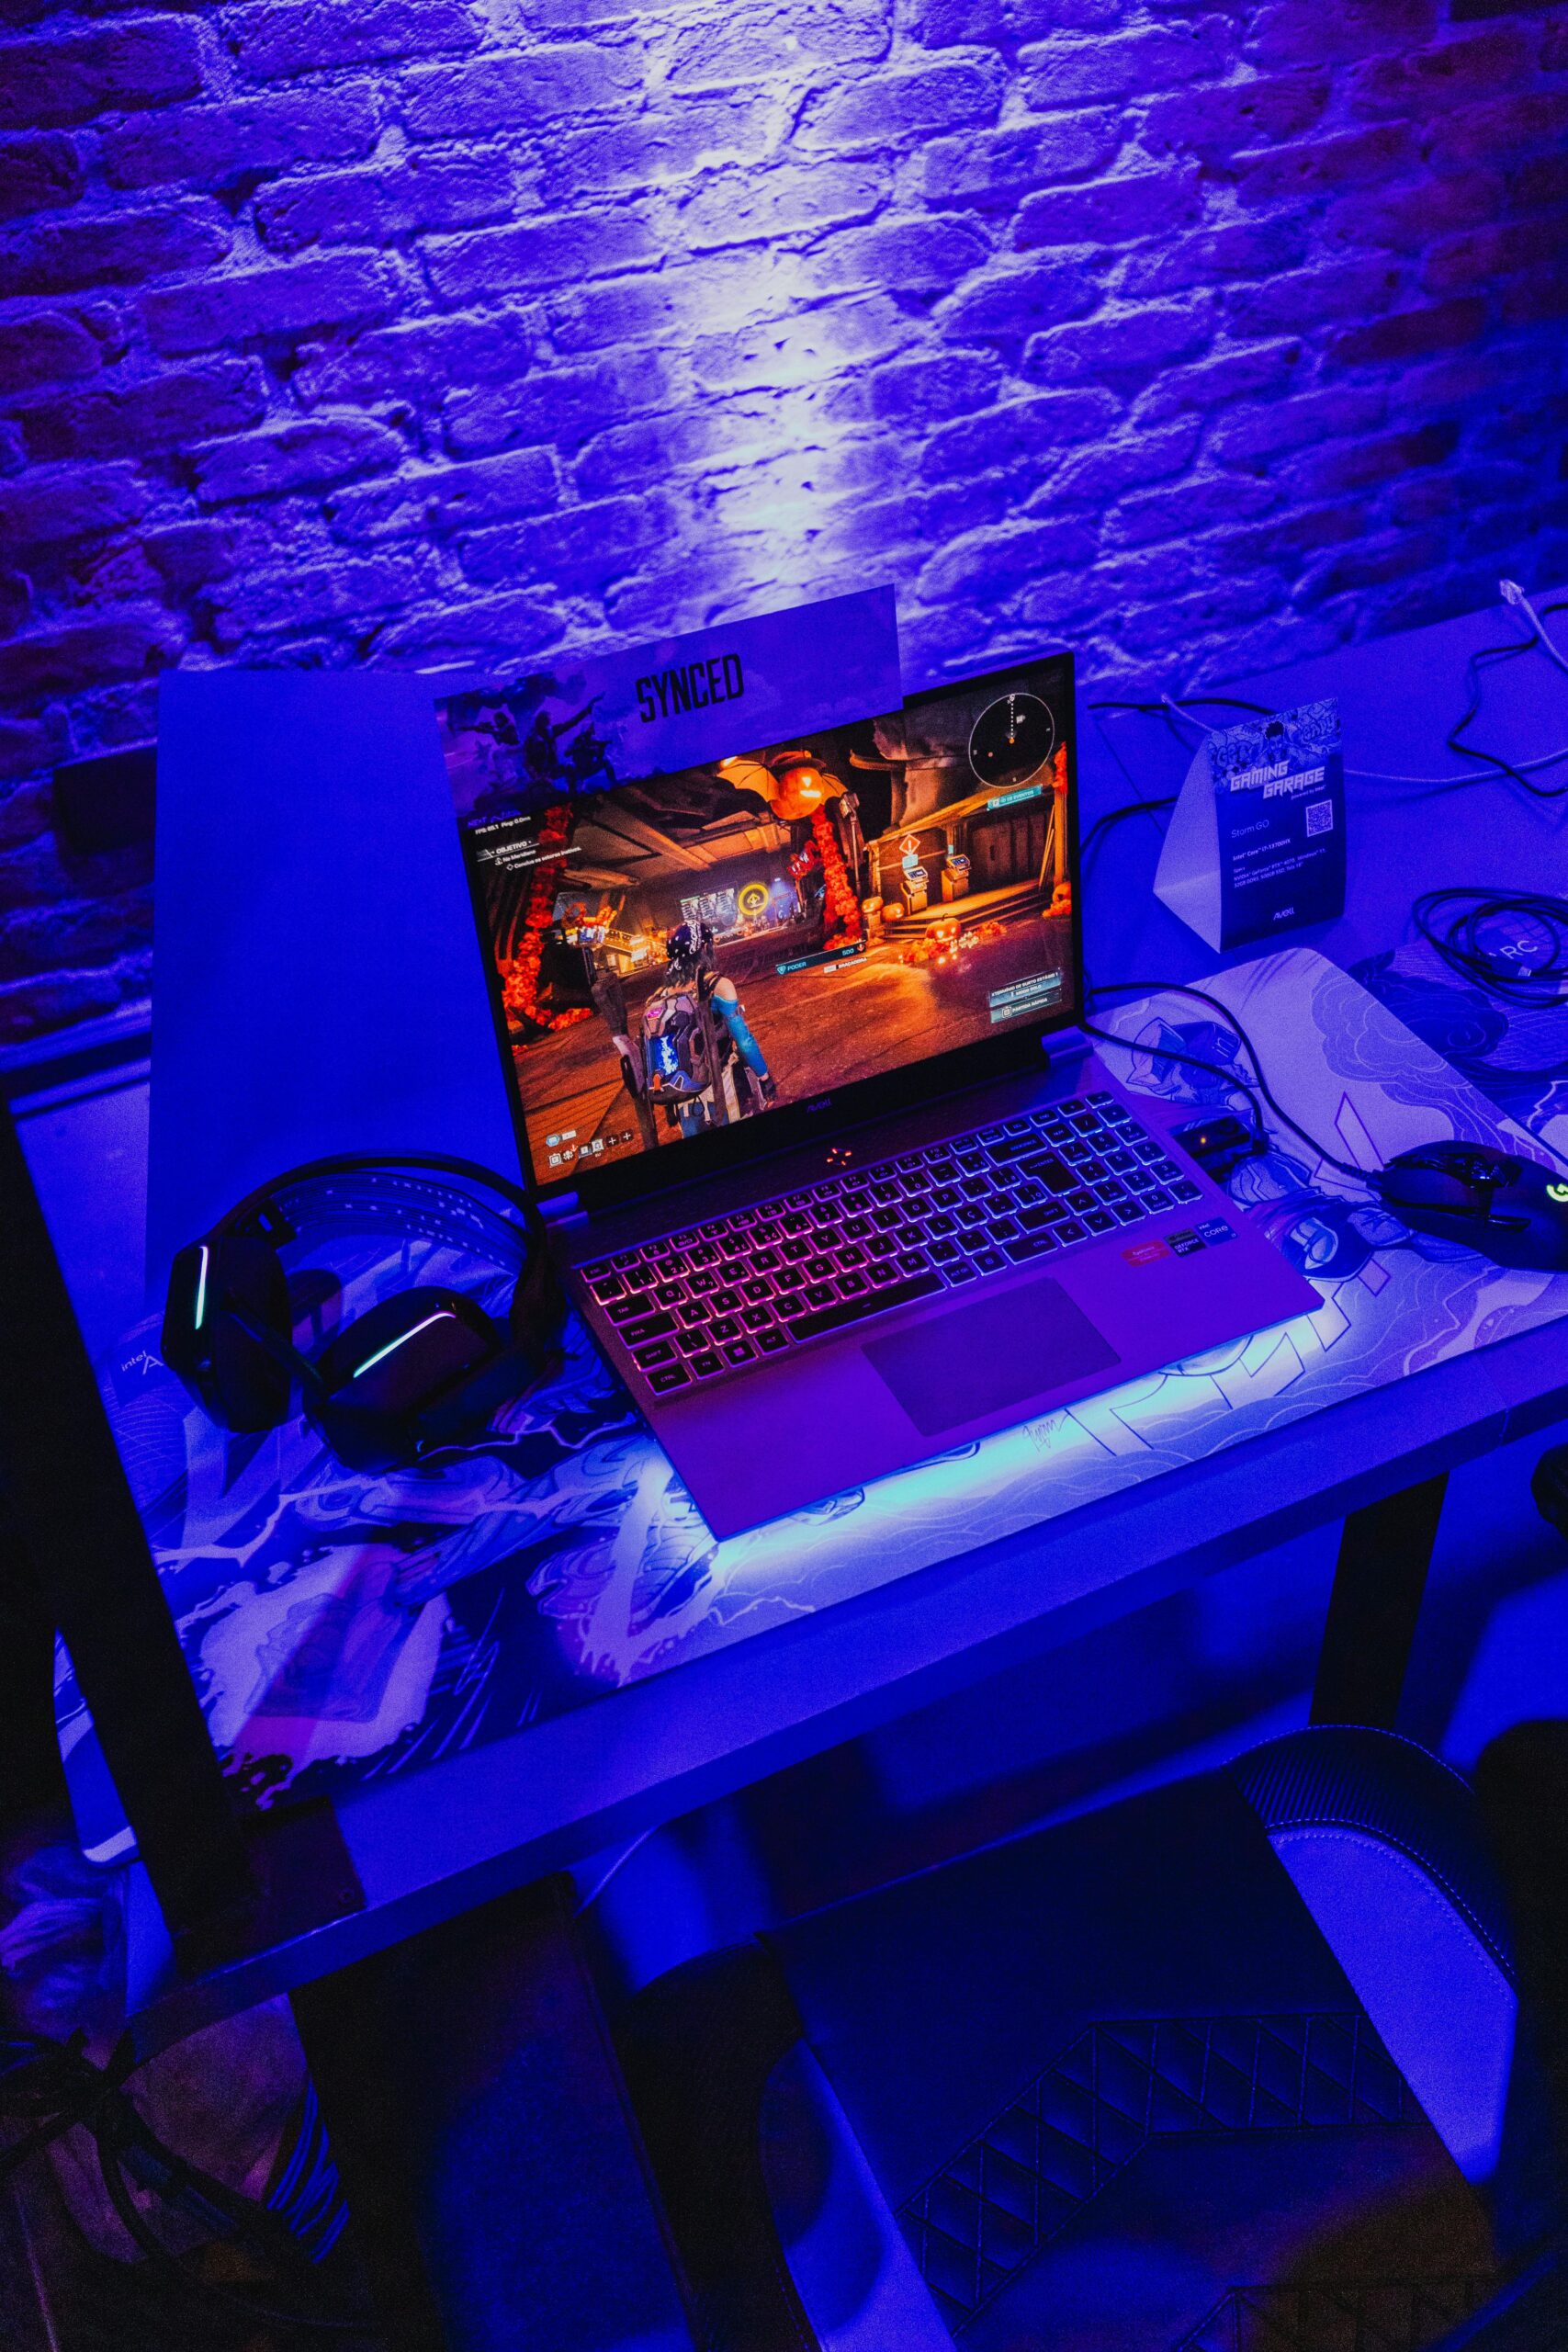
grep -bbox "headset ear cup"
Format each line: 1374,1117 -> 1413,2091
508,1222 -> 566,1367
309,1288 -> 503,1471
213,1231 -> 294,1430
162,1231 -> 292,1430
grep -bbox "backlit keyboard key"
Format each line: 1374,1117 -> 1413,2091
1005,1232 -> 1057,1263
601,1099 -> 1180,1386
786,1269 -> 942,1341
617,1305 -> 669,1344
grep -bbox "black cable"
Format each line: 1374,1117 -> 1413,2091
1414,888 -> 1568,1010
1084,978 -> 1369,1181
1088,602 -> 1568,806
1079,696 -> 1271,865
1349,596 -> 1568,797
1447,598 -> 1568,803
0,2030 -> 372,2337
1078,794 -> 1175,864
1086,695 -> 1275,718
96,2129 -> 373,2341
1080,1015 -> 1274,1137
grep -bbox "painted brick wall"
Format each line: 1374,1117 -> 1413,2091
1,0 -> 1565,1044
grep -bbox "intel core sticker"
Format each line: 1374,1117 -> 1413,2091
1196,1217 -> 1235,1245
1212,697 -> 1345,951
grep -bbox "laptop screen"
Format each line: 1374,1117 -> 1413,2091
446,650 -> 1080,1197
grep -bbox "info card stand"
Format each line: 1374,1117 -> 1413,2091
1155,699 -> 1346,954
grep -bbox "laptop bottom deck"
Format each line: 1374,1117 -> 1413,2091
565,1051 -> 1319,1539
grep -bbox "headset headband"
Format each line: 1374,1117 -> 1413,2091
205,1152 -> 538,1253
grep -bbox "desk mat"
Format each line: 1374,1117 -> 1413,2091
59,948 -> 1568,1837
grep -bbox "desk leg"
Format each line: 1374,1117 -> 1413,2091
291,1876 -> 694,2352
0,1104 -> 254,1942
1310,1475 -> 1448,1730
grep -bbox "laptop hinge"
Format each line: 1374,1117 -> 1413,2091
537,1190 -> 588,1230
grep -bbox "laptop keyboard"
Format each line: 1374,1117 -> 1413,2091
580,1092 -> 1204,1396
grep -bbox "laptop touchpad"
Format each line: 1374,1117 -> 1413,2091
862,1275 -> 1119,1437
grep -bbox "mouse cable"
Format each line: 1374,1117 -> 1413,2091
1083,978 -> 1370,1181
1414,888 -> 1568,1020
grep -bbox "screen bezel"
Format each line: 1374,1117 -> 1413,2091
464,647 -> 1082,1216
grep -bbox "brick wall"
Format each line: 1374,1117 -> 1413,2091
1,0 -> 1565,1045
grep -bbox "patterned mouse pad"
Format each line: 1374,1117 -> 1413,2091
60,947 -> 1568,1840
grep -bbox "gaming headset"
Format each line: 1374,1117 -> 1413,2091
161,1154 -> 564,1473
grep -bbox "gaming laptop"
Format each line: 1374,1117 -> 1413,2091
451,652 -> 1318,1537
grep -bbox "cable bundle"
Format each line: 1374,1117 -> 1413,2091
1414,889 -> 1568,1011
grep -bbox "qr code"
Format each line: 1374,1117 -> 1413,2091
1304,797 -> 1334,836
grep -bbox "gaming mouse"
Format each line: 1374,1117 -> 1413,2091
1373,1140 -> 1568,1271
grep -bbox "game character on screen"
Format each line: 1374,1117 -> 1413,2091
632,922 -> 776,1139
